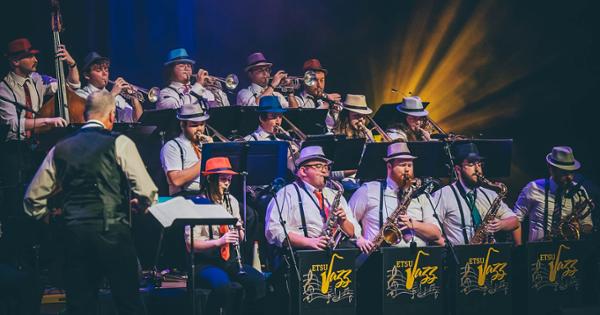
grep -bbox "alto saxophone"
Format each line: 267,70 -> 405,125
551,193 -> 594,241
469,174 -> 508,245
369,178 -> 422,253
322,180 -> 345,250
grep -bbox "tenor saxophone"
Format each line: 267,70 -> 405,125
322,180 -> 345,250
469,174 -> 508,245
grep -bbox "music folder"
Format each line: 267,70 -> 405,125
149,196 -> 237,227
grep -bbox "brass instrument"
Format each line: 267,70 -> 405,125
206,124 -> 230,142
322,180 -> 346,250
273,124 -> 301,160
550,193 -> 594,241
205,74 -> 239,91
270,70 -> 317,94
281,116 -> 307,141
366,116 -> 393,142
223,189 -> 246,275
355,121 -> 375,143
108,79 -> 160,103
469,174 -> 508,245
369,178 -> 422,253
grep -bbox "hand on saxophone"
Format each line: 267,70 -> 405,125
334,207 -> 347,223
356,236 -> 374,254
307,235 -> 330,250
485,218 -> 503,233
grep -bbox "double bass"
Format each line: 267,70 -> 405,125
38,0 -> 85,124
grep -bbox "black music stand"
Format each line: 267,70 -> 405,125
301,136 -> 365,172
148,197 -> 237,315
282,108 -> 329,135
201,141 -> 289,239
139,109 -> 179,145
207,106 -> 255,140
232,106 -> 261,139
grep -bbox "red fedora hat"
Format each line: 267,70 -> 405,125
202,157 -> 238,176
5,38 -> 40,59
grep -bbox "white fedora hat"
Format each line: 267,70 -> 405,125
383,142 -> 417,162
176,101 -> 210,122
342,94 -> 373,115
396,96 -> 429,117
295,145 -> 333,168
546,146 -> 581,171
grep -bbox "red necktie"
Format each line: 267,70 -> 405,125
23,80 -> 33,138
218,225 -> 230,261
314,189 -> 329,219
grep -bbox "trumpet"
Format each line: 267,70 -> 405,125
205,74 -> 239,91
108,79 -> 160,103
270,70 -> 317,93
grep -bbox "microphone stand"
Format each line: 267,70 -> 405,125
271,188 -> 300,315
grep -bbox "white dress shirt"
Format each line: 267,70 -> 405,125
431,180 -> 515,245
265,180 -> 361,247
514,178 -> 593,242
160,133 -> 201,195
0,71 -> 80,140
76,84 -> 135,123
349,177 -> 440,247
156,81 -> 211,110
236,83 -> 289,107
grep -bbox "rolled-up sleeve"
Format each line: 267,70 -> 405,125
115,135 -> 158,208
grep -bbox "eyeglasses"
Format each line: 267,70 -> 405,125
252,67 -> 271,74
303,163 -> 331,171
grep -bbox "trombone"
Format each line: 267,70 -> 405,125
108,79 -> 160,103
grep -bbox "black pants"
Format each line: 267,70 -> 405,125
61,223 -> 145,315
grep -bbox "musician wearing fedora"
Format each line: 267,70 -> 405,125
265,145 -> 360,250
186,156 -> 266,315
236,52 -> 298,108
350,142 -> 442,253
75,51 -> 143,122
386,96 -> 432,142
160,102 -> 212,196
431,143 -> 518,245
333,94 -> 375,140
1,38 -> 80,142
294,58 -> 342,130
156,48 -> 223,110
513,146 -> 594,243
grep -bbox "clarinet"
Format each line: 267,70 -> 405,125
223,189 -> 246,275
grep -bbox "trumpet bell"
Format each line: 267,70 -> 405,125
224,74 -> 239,90
147,87 -> 160,103
303,70 -> 317,87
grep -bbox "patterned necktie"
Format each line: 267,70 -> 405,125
217,225 -> 230,261
183,84 -> 191,94
466,191 -> 482,227
23,80 -> 33,138
314,189 -> 328,220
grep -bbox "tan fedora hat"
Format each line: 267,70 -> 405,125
342,94 -> 372,115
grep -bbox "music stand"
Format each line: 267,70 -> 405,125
148,197 -> 237,315
282,108 -> 329,135
208,106 -> 249,140
138,109 -> 179,145
233,107 -> 260,139
301,136 -> 365,172
201,141 -> 289,239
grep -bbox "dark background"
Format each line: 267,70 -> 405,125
2,0 -> 598,203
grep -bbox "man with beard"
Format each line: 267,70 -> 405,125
431,143 -> 518,245
294,59 -> 341,131
513,146 -> 594,243
236,52 -> 298,108
386,96 -> 432,142
75,52 -> 143,122
350,142 -> 442,253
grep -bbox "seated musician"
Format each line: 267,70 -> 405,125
75,51 -> 143,122
156,48 -> 222,109
333,94 -> 375,141
294,58 -> 342,131
185,156 -> 265,315
265,145 -> 361,250
160,101 -> 212,196
513,146 -> 594,243
431,143 -> 518,245
236,52 -> 298,108
386,96 -> 432,142
350,142 -> 442,253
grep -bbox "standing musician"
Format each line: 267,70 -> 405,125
23,90 -> 158,314
333,94 -> 375,141
75,51 -> 143,122
160,102 -> 212,196
350,142 -> 442,253
236,52 -> 299,108
386,96 -> 432,142
294,58 -> 342,131
186,156 -> 266,315
265,145 -> 360,250
431,143 -> 518,245
156,48 -> 220,110
513,146 -> 594,243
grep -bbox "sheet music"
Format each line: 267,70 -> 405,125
148,196 -> 233,228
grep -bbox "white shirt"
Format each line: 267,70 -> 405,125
431,180 -> 515,245
243,125 -> 276,141
265,180 -> 361,247
205,88 -> 231,108
76,84 -> 135,123
185,194 -> 241,244
236,83 -> 289,107
160,133 -> 201,195
0,71 -> 80,140
514,178 -> 593,242
349,178 -> 440,247
156,81 -> 210,110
